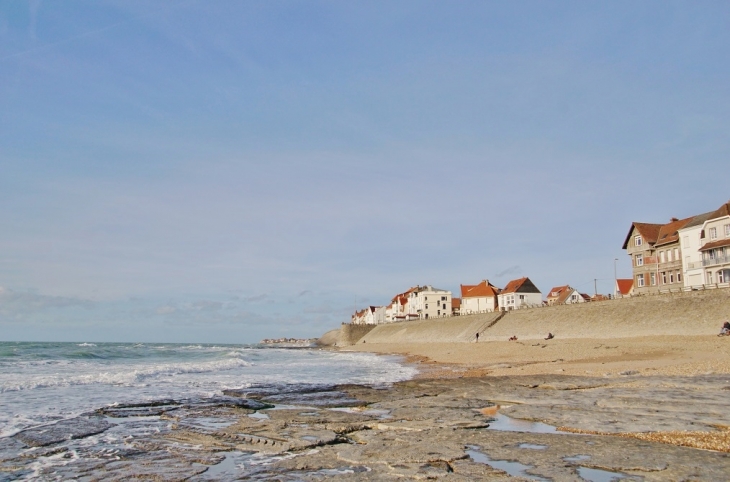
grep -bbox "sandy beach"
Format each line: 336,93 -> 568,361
345,334 -> 730,378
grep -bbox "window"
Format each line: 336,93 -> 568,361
425,304 -> 428,309
662,272 -> 667,284
519,295 -> 525,300
635,254 -> 643,266
635,235 -> 643,246
707,272 -> 714,284
683,236 -> 689,248
667,250 -> 673,262
669,273 -> 674,283
660,251 -> 666,263
710,227 -> 718,240
650,272 -> 656,285
725,224 -> 730,237
442,303 -> 446,309
677,271 -> 682,283
441,296 -> 446,301
674,248 -> 679,261
637,274 -> 645,287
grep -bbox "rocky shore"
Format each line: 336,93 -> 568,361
5,371 -> 730,480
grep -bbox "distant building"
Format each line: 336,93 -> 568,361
546,285 -> 586,306
406,285 -> 452,319
497,277 -> 542,310
459,280 -> 500,314
451,297 -> 461,316
385,287 -> 418,322
615,279 -> 634,298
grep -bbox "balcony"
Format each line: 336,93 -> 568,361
703,254 -> 730,267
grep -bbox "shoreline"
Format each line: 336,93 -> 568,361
6,342 -> 730,479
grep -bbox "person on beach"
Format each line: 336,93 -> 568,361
719,321 -> 730,337
475,332 -> 479,342
544,332 -> 554,340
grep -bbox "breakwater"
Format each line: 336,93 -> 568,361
322,288 -> 730,345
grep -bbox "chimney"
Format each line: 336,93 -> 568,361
670,217 -> 679,222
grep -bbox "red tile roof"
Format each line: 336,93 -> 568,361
699,238 -> 730,252
460,280 -> 500,298
623,202 -> 730,250
655,216 -> 694,247
501,277 -> 540,294
547,285 -> 569,299
546,285 -> 578,304
452,298 -> 461,309
616,279 -> 633,295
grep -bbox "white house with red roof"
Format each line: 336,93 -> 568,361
385,287 -> 419,322
459,280 -> 500,314
497,277 -> 542,311
546,285 -> 585,306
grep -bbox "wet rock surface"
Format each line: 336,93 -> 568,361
12,416 -> 115,447
3,375 -> 730,480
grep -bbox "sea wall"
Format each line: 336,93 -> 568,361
357,312 -> 503,344
337,323 -> 378,346
349,288 -> 730,344
316,328 -> 341,347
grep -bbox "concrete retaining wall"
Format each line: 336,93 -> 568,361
344,288 -> 730,344
358,312 -> 503,344
316,328 -> 341,347
338,323 -> 378,346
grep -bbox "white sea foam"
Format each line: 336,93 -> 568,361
0,342 -> 416,444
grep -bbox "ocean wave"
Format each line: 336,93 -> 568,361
0,357 -> 253,393
76,343 -> 97,347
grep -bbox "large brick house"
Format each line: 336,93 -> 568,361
622,202 -> 730,294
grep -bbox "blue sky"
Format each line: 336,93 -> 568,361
1,1 -> 729,343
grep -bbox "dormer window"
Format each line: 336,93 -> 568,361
635,235 -> 643,246
709,227 -> 718,240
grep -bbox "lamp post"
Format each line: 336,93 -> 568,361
613,258 -> 619,299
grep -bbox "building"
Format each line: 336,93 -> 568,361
697,202 -> 730,285
406,285 -> 452,319
497,277 -> 542,310
624,202 -> 730,293
615,279 -> 634,298
546,285 -> 586,305
622,217 -> 693,294
385,287 -> 418,322
451,298 -> 461,316
459,280 -> 500,314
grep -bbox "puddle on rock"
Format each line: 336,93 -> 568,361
577,466 -> 643,482
248,412 -> 270,420
564,454 -> 591,462
487,413 -> 565,434
466,445 -> 550,482
329,407 -> 392,419
196,451 -> 246,479
518,443 -> 548,450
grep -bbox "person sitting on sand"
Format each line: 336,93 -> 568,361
509,335 -> 518,341
544,332 -> 554,340
719,321 -> 730,337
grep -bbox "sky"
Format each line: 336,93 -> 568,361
1,1 -> 729,343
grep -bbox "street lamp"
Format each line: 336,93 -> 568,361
613,258 -> 619,299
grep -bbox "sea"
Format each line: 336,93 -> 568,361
0,341 -> 417,480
